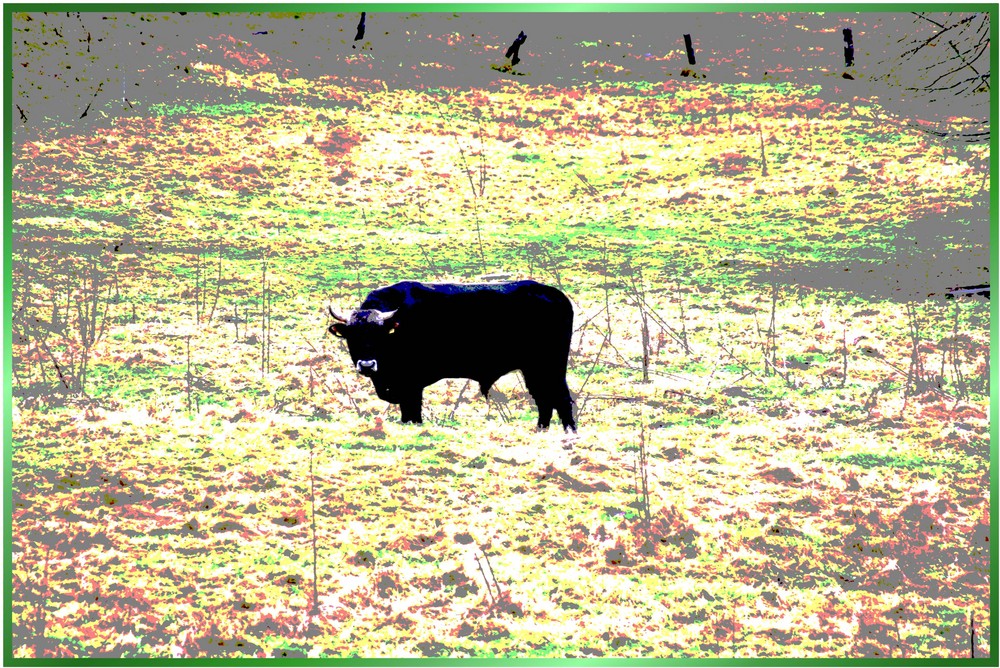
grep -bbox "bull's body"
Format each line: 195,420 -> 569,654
329,280 -> 576,430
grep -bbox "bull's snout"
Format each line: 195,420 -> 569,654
356,359 -> 378,375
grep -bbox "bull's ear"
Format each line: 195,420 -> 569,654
330,322 -> 349,338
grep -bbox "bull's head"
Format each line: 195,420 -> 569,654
328,305 -> 399,377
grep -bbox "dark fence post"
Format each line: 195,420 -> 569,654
683,33 -> 696,65
843,27 -> 855,67
505,30 -> 527,67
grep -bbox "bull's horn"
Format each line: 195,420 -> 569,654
328,304 -> 349,322
376,309 -> 397,324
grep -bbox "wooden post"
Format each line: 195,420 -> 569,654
843,28 -> 854,67
683,34 -> 696,65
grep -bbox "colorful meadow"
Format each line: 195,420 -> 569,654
9,17 -> 992,659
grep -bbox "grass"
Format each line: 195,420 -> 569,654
9,44 -> 991,660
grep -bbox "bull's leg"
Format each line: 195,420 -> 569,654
554,378 -> 576,432
523,371 -> 554,429
535,398 -> 554,430
398,389 -> 423,424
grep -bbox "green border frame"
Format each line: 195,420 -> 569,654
3,3 -> 996,665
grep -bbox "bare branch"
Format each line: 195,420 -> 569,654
912,12 -> 946,30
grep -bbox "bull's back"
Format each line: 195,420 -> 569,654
365,281 -> 570,318
370,281 -> 572,379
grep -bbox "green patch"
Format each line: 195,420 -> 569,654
601,507 -> 639,521
831,452 -> 967,473
842,128 -> 906,146
147,101 -> 283,118
784,353 -> 828,370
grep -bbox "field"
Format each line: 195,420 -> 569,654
9,14 -> 992,659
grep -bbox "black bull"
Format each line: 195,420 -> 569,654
328,280 -> 577,431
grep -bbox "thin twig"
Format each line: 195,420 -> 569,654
474,553 -> 496,605
309,441 -> 320,615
